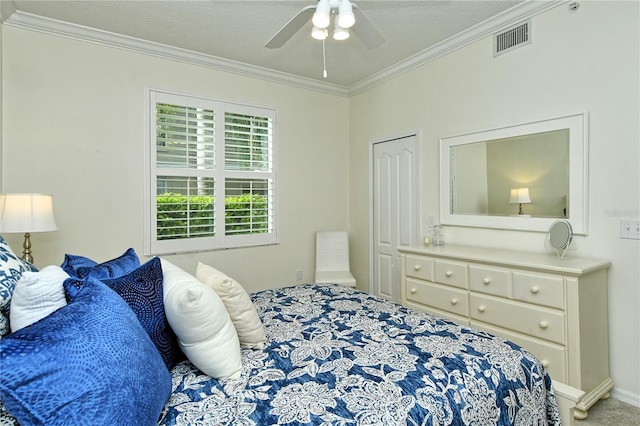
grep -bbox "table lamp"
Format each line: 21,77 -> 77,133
509,187 -> 532,215
0,193 -> 58,263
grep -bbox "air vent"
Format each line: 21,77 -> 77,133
494,20 -> 531,56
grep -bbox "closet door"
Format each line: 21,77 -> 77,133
371,134 -> 419,302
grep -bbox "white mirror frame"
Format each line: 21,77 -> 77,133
440,112 -> 588,234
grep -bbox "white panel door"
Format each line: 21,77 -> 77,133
372,134 -> 419,302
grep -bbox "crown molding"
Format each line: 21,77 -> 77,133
2,10 -> 350,97
348,0 -> 566,95
0,0 -> 17,23
3,1 -> 566,98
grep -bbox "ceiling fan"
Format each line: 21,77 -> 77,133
265,0 -> 385,50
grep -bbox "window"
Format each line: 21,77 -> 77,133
145,90 -> 277,254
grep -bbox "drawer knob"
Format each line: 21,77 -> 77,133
413,265 -> 421,271
410,288 -> 417,294
483,278 -> 491,285
541,360 -> 549,368
531,286 -> 540,294
539,321 -> 548,329
451,298 -> 458,305
445,271 -> 453,278
478,305 -> 486,313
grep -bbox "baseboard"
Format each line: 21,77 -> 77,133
611,387 -> 640,408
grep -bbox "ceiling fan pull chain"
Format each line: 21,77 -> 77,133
322,38 -> 328,78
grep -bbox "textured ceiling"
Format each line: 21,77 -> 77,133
5,0 -> 532,88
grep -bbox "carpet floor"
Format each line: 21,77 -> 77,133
577,397 -> 640,425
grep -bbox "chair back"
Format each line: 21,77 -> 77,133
315,231 -> 350,272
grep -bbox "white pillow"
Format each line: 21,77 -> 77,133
10,265 -> 69,332
196,262 -> 267,349
160,259 -> 242,380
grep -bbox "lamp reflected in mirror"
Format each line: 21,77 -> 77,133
509,187 -> 532,215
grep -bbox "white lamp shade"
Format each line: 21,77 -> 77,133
311,26 -> 328,40
337,0 -> 355,28
312,0 -> 331,29
0,193 -> 58,233
509,188 -> 532,204
333,23 -> 350,41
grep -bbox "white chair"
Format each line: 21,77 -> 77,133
314,231 -> 356,288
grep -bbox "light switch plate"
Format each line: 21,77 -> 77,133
620,220 -> 640,240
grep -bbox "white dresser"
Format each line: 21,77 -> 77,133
398,244 -> 612,419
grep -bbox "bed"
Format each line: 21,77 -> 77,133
0,241 -> 563,425
159,283 -> 561,425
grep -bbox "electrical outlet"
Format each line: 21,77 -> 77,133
296,269 -> 303,281
620,220 -> 640,240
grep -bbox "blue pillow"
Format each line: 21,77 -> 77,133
65,256 -> 182,371
61,247 -> 140,279
0,277 -> 171,426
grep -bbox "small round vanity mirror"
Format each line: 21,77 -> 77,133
548,220 -> 573,259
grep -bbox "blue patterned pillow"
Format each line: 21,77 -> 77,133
65,257 -> 182,371
0,236 -> 38,337
0,277 -> 171,425
61,247 -> 140,279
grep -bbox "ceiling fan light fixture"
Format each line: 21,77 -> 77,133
337,0 -> 355,29
333,22 -> 350,41
312,0 -> 331,29
311,26 -> 328,40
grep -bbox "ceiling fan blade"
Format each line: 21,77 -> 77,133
265,5 -> 316,49
351,4 -> 385,49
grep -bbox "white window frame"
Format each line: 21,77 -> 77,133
144,88 -> 278,255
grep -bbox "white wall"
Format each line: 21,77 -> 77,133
0,26 -> 350,294
349,1 -> 639,404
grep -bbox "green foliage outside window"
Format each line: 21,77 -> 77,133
224,193 -> 269,234
157,193 -> 268,239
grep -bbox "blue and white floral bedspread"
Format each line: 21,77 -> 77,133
160,283 -> 561,425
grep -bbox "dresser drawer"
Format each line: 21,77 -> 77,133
513,272 -> 564,309
407,302 -> 470,326
469,265 -> 511,298
405,256 -> 434,281
471,321 -> 567,382
406,278 -> 468,317
434,260 -> 468,289
470,294 -> 565,344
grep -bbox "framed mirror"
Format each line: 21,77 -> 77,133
440,113 -> 588,234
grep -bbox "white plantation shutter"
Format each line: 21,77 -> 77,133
156,104 -> 215,170
224,178 -> 273,236
155,176 -> 215,240
145,90 -> 277,255
225,112 -> 272,172
224,111 -> 275,240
